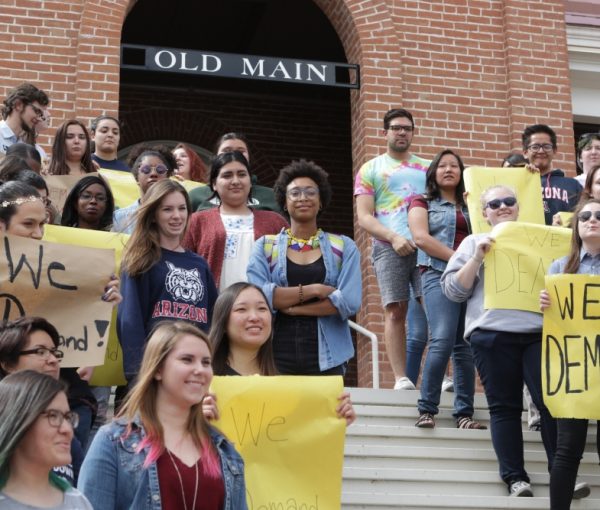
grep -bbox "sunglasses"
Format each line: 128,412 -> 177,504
139,164 -> 169,175
578,210 -> 600,222
485,196 -> 517,210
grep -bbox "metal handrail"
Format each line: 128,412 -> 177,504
348,319 -> 379,389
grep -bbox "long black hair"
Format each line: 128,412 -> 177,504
424,149 -> 466,204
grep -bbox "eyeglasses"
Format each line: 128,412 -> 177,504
80,192 -> 107,203
485,196 -> 517,210
139,164 -> 169,175
28,103 -> 45,119
286,186 -> 320,201
526,143 -> 554,153
19,346 -> 64,361
578,210 -> 600,222
388,125 -> 414,133
40,409 -> 79,429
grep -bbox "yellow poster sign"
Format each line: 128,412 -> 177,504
484,222 -> 570,312
98,169 -> 205,209
464,167 -> 545,234
0,233 -> 114,367
212,376 -> 346,510
43,225 -> 129,385
543,274 -> 600,419
98,169 -> 139,209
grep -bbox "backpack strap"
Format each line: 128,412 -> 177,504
262,235 -> 279,272
327,233 -> 345,271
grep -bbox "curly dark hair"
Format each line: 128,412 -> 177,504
127,144 -> 177,181
273,159 -> 332,216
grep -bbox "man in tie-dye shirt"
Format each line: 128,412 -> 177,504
354,108 -> 430,390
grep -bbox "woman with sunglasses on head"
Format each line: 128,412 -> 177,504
541,199 -> 600,508
172,143 -> 208,183
183,152 -> 288,292
247,160 -> 361,376
79,321 -> 247,510
47,120 -> 96,176
441,185 -> 557,497
408,150 -> 482,430
113,145 -> 176,234
0,370 -> 92,509
90,115 -> 129,172
118,179 -> 217,385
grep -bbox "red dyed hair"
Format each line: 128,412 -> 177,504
175,143 -> 208,183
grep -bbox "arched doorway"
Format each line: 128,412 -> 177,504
118,0 -> 354,238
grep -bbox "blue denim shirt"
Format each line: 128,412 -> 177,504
247,229 -> 362,371
78,418 -> 247,510
416,197 -> 470,272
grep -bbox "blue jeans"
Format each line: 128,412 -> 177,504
406,297 -> 428,385
418,269 -> 474,417
470,329 -> 557,485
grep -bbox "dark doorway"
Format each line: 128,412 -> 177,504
119,0 -> 354,237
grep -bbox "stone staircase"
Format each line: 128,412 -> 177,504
342,388 -> 600,509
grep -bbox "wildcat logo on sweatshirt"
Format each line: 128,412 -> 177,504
164,261 -> 204,303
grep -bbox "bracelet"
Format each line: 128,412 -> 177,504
298,284 -> 304,305
471,256 -> 484,264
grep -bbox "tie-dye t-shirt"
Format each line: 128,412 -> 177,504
354,153 -> 430,240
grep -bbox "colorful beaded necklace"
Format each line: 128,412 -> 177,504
286,228 -> 321,252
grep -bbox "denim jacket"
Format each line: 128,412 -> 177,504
416,197 -> 470,272
78,417 -> 247,510
247,229 -> 362,371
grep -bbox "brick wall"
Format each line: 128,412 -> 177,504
1,0 -> 576,388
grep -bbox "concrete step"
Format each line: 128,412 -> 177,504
341,387 -> 600,509
341,492 -> 600,509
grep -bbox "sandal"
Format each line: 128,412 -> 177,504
457,416 -> 487,430
415,412 -> 435,428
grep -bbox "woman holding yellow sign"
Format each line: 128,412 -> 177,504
541,198 -> 600,509
79,321 -> 247,510
208,281 -> 355,425
441,185 -> 557,498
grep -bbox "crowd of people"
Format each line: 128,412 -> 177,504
0,81 -> 598,509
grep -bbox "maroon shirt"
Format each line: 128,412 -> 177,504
157,449 -> 225,510
409,195 -> 468,251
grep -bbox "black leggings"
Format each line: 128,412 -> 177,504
550,418 -> 600,509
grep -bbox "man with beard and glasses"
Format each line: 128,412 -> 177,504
0,83 -> 49,159
354,108 -> 430,390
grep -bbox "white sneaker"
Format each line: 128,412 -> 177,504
394,377 -> 416,390
441,376 -> 454,392
573,481 -> 591,499
509,480 -> 533,497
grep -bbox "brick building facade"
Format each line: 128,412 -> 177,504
2,0 -> 597,388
